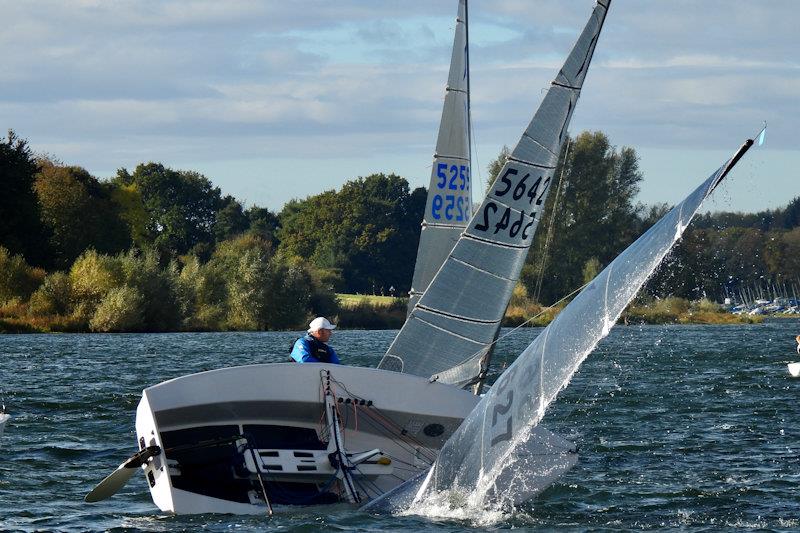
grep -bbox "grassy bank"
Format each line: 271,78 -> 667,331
1,291 -> 762,334
334,293 -> 408,329
622,297 -> 763,325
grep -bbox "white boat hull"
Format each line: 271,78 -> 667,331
788,362 -> 800,377
135,363 -> 480,514
0,413 -> 9,440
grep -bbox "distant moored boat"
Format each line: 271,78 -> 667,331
0,411 -> 9,440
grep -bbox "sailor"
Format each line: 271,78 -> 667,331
291,317 -> 341,364
796,335 -> 800,354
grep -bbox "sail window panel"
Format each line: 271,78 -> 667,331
409,225 -> 463,308
435,97 -> 470,158
387,317 -> 489,379
435,353 -> 487,387
413,306 -> 500,345
518,87 -> 577,158
419,260 -> 515,323
554,8 -> 604,88
450,238 -> 528,281
510,137 -> 559,170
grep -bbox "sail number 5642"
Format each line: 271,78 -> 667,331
473,167 -> 551,240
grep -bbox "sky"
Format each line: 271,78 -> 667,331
1,0 -> 797,214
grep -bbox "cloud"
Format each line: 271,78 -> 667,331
1,0 -> 796,211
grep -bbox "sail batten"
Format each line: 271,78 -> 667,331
381,0 -> 611,388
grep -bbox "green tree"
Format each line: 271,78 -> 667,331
525,131 -> 644,304
246,206 -> 281,248
35,160 -> 130,268
277,173 -> 425,294
214,196 -> 249,242
0,130 -> 50,265
116,163 -> 223,256
485,145 -> 511,193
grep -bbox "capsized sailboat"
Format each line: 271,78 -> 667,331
364,127 -> 766,513
86,0 -> 611,514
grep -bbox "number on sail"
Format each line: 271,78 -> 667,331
495,168 -> 517,197
475,202 -> 497,232
494,207 -> 511,234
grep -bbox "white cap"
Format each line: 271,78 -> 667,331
308,317 -> 336,333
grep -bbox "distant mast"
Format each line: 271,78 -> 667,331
406,0 -> 473,313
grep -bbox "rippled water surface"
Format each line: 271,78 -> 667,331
2,321 -> 800,531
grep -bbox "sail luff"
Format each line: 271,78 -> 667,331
407,0 -> 472,313
380,0 -> 611,387
426,130 -> 761,506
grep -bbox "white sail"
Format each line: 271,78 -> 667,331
380,0 -> 611,387
408,0 -> 472,312
423,131 -> 762,507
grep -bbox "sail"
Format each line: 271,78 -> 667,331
407,0 -> 472,312
423,131 -> 762,506
380,0 -> 611,387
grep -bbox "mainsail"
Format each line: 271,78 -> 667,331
421,130 -> 764,507
380,0 -> 611,387
407,0 -> 473,312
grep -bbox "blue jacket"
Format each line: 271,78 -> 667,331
291,334 -> 341,364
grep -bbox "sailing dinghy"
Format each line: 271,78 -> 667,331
788,362 -> 800,377
86,0 -> 610,514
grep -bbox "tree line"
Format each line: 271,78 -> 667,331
1,129 -> 796,332
492,131 -> 800,306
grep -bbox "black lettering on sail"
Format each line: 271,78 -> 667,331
490,390 -> 514,446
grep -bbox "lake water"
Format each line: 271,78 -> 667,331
1,321 -> 800,531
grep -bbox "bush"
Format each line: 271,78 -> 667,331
0,246 -> 45,303
90,285 -> 145,332
69,249 -> 123,306
28,271 -> 73,316
118,249 -> 181,331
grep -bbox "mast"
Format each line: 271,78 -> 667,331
465,0 -> 472,185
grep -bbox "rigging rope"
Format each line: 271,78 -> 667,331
534,137 -> 571,304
